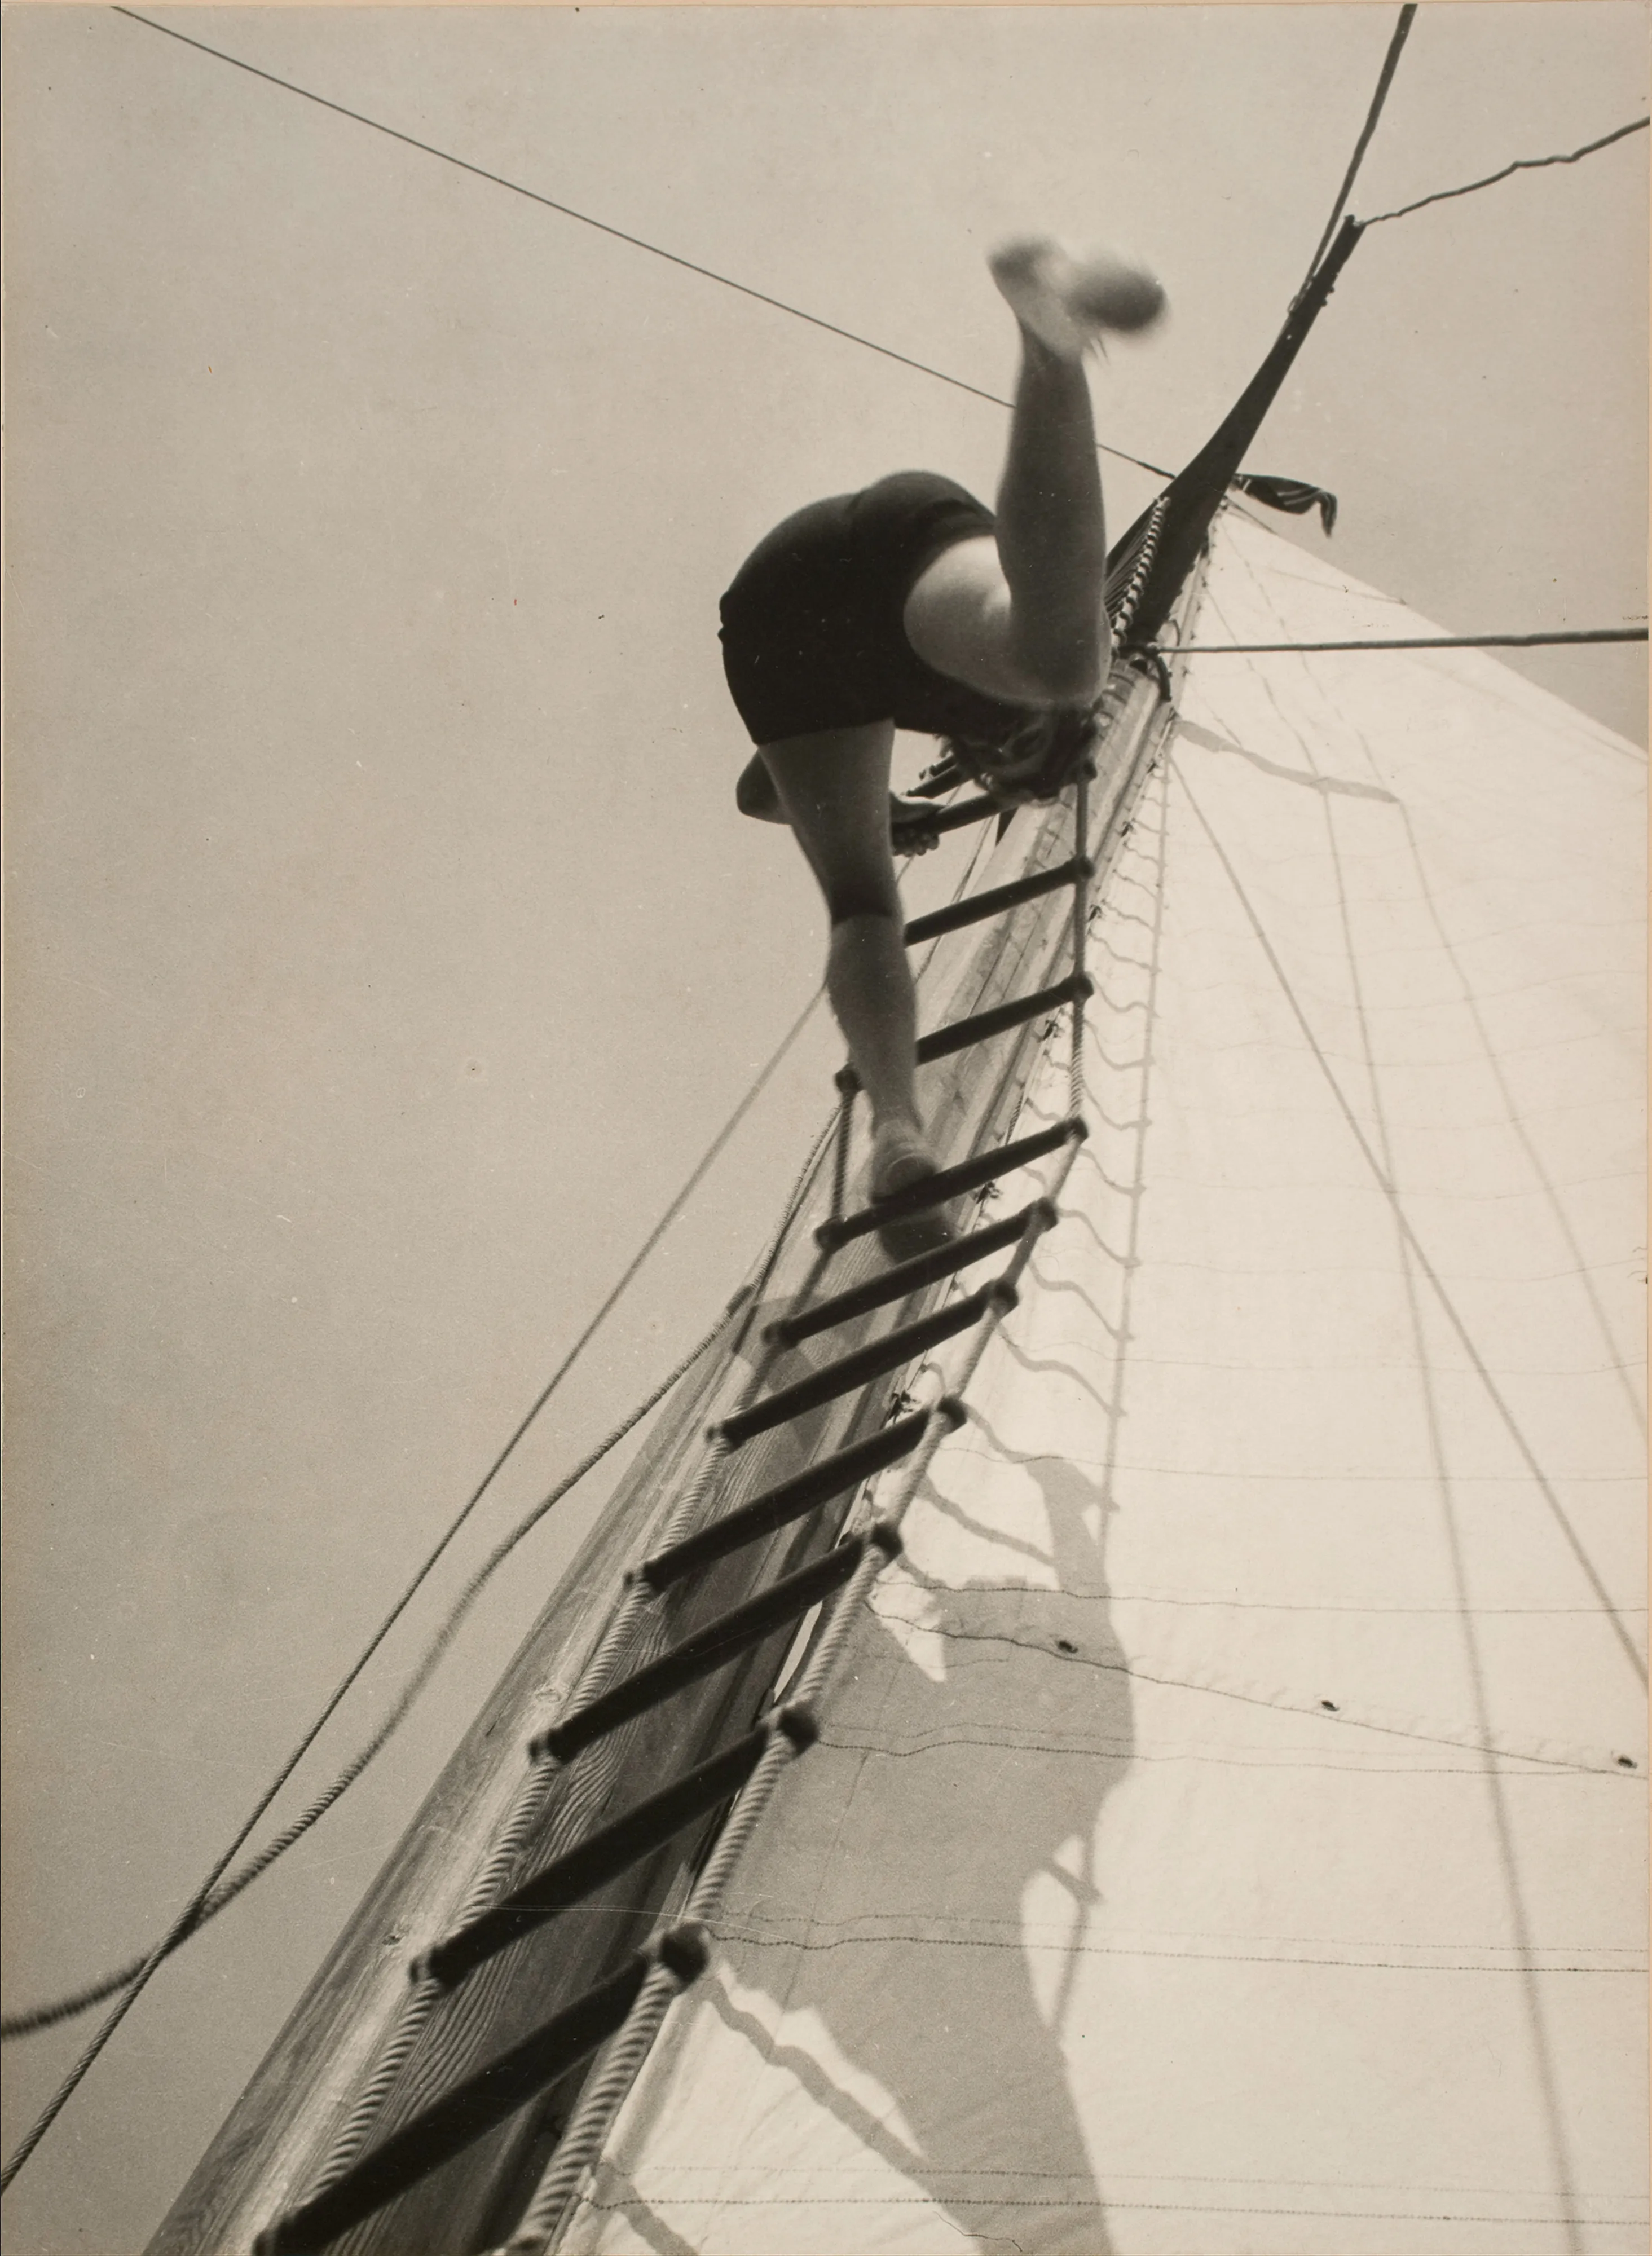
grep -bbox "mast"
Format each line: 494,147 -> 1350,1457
150,240 -> 1366,2256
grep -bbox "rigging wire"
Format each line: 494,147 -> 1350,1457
1363,114 -> 1649,228
1160,627 -> 1647,655
1298,5 -> 1417,291
110,7 -> 1171,481
0,1297 -> 758,2182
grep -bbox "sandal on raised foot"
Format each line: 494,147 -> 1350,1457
990,237 -> 1166,359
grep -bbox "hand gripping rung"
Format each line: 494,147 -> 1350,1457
836,976 -> 1092,1094
417,1719 -> 807,1990
713,1285 -> 1009,1451
641,1407 -> 950,1589
254,1928 -> 709,2256
817,1117 -> 1084,1253
903,856 -> 1092,946
533,1535 -> 876,1765
773,1205 -> 1045,1346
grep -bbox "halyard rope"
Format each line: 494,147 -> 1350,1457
1362,114 -> 1647,230
0,1297 -> 751,2191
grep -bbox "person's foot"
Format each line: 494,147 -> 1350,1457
990,237 -> 1166,359
868,1116 -> 940,1203
867,1118 -> 957,1263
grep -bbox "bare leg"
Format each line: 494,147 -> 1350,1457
993,331 -> 1109,699
990,240 -> 1162,687
904,241 -> 1164,710
759,722 -> 924,1149
828,915 -> 920,1133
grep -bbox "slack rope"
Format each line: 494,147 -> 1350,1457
0,976 -> 826,2053
1362,114 -> 1649,228
1,773 -> 988,2066
0,1302 -> 742,2048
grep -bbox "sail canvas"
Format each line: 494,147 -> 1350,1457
554,511 -> 1647,2256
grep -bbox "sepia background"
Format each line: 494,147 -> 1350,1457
3,6 -> 1645,2250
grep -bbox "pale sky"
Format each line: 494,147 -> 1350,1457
2,6 -> 1646,2250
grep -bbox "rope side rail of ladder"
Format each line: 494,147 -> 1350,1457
253,603 -> 1191,2249
240,1130 -> 844,2217
253,660 -> 1173,2256
251,737 -> 1128,2256
201,811 -> 994,2226
248,766 -> 1028,2248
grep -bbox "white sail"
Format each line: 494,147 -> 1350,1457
557,509 -> 1648,2256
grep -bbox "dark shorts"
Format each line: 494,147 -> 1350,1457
719,471 -> 1026,748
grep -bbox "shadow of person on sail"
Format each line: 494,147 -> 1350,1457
658,1418 -> 1134,2255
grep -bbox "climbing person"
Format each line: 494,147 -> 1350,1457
722,237 -> 1165,1245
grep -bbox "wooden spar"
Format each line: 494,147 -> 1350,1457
146,656 -> 1174,2256
1118,215 -> 1364,644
